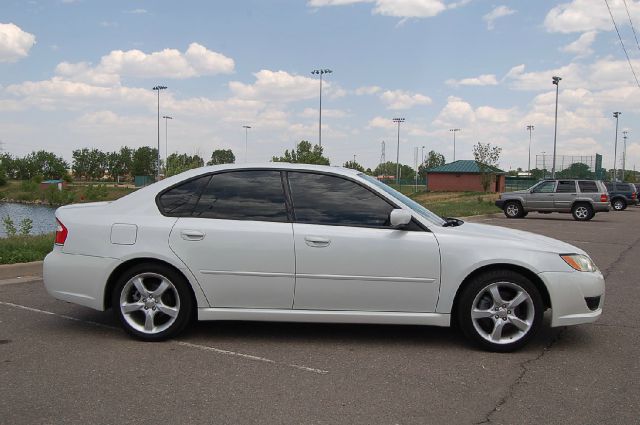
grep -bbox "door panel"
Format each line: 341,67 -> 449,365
169,218 -> 295,308
292,223 -> 441,312
527,181 -> 556,209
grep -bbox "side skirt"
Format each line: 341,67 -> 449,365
197,308 -> 451,327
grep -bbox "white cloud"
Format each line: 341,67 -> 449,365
124,9 -> 148,14
0,23 -> 36,63
308,0 -> 449,18
446,73 -> 498,87
229,70 -> 319,102
483,5 -> 516,30
299,107 -> 348,118
561,31 -> 597,56
380,89 -> 431,109
544,0 -> 618,33
55,43 -> 235,85
355,85 -> 381,95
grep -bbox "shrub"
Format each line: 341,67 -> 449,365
43,185 -> 76,205
84,184 -> 108,201
20,180 -> 38,192
19,218 -> 33,236
2,215 -> 16,237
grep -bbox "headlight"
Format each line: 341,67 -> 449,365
560,254 -> 598,272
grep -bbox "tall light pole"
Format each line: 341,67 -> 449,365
242,125 -> 251,163
622,130 -> 628,182
551,76 -> 561,178
449,128 -> 461,162
393,118 -> 405,185
152,85 -> 167,179
541,151 -> 546,178
613,112 -> 621,182
162,116 -> 173,173
311,69 -> 332,147
526,125 -> 535,174
421,146 -> 425,165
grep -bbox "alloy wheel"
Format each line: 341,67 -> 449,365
505,203 -> 520,217
574,206 -> 589,219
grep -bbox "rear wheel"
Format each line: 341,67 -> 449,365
112,263 -> 194,341
503,201 -> 524,219
612,198 -> 626,211
572,203 -> 594,221
457,270 -> 543,352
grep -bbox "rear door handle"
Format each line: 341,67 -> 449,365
304,236 -> 331,248
180,230 -> 205,241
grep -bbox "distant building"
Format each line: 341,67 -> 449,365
425,160 -> 506,192
40,179 -> 67,191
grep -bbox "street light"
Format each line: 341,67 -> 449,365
242,125 -> 251,162
541,151 -> 546,178
551,76 -> 561,178
449,129 -> 461,162
623,130 -> 628,181
152,85 -> 167,179
393,118 -> 405,185
162,115 -> 173,173
613,112 -> 622,182
421,146 -> 425,165
526,125 -> 535,174
311,69 -> 332,147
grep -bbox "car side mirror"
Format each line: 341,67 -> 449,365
390,209 -> 412,228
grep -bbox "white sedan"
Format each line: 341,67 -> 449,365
44,163 -> 604,351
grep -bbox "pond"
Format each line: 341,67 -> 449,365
0,202 -> 57,237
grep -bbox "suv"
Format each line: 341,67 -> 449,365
604,182 -> 637,211
495,179 -> 610,221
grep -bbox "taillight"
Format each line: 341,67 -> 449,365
55,218 -> 68,245
600,194 -> 608,202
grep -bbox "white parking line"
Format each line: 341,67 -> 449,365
0,300 -> 329,375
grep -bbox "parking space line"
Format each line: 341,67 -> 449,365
0,300 -> 329,376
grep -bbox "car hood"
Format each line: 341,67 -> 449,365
444,222 -> 586,255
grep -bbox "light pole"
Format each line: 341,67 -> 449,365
242,125 -> 251,163
421,146 -> 425,165
526,125 -> 534,174
311,69 -> 332,147
622,130 -> 628,182
613,112 -> 621,182
449,128 -> 461,162
551,76 -> 561,178
163,115 -> 172,173
541,151 -> 546,178
393,118 -> 405,185
152,85 -> 167,179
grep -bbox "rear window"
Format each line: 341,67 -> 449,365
158,175 -> 211,216
578,181 -> 598,193
556,181 -> 576,193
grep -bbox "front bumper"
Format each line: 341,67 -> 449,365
539,270 -> 605,327
495,200 -> 505,209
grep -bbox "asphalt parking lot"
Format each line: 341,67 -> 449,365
1,209 -> 639,425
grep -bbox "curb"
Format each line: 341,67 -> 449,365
0,261 -> 43,280
462,212 -> 502,221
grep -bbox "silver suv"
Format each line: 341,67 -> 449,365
495,179 -> 610,221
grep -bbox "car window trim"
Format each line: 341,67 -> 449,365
156,174 -> 212,217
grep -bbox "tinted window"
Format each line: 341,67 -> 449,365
556,180 -> 576,193
158,175 -> 211,216
193,171 -> 288,222
532,181 -> 555,193
605,182 -> 614,191
578,181 -> 598,193
288,172 -> 394,227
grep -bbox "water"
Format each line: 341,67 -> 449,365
0,202 -> 57,237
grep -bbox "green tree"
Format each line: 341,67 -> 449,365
418,150 -> 445,175
131,147 -> 158,177
167,153 -> 205,176
556,162 -> 593,179
343,160 -> 365,172
472,142 -> 502,192
373,161 -> 415,180
272,141 -> 330,165
207,149 -> 235,166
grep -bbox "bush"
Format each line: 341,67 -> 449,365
84,184 -> 108,201
2,215 -> 17,237
0,167 -> 7,186
20,180 -> 38,192
0,233 -> 54,264
32,175 -> 44,184
43,185 -> 76,205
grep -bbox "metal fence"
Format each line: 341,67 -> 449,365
505,177 -> 538,192
534,154 -> 605,179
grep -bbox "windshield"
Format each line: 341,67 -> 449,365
359,174 -> 446,226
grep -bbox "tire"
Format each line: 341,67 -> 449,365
612,198 -> 626,211
112,262 -> 194,341
457,270 -> 544,352
503,201 -> 524,219
571,203 -> 594,221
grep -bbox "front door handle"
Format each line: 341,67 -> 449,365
304,236 -> 331,248
180,230 -> 205,241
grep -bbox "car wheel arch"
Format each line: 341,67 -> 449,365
449,263 -> 551,327
104,257 -> 199,314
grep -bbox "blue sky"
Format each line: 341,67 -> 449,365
2,0 -> 640,172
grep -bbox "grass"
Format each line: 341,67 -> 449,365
0,180 -> 136,206
0,232 -> 54,264
411,191 -> 500,218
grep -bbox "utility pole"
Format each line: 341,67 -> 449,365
152,85 -> 167,179
243,125 -> 251,163
541,152 -> 547,178
421,146 -> 425,165
622,130 -> 628,182
526,125 -> 534,174
311,69 -> 332,147
393,118 -> 405,185
613,112 -> 621,182
449,128 -> 461,162
162,116 -> 173,174
551,76 -> 561,178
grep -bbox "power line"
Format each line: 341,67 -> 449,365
622,0 -> 640,52
604,0 -> 640,88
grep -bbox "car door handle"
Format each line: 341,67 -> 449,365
304,236 -> 331,248
180,230 -> 205,241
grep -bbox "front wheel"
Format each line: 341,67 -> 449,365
503,201 -> 524,219
112,263 -> 194,341
572,203 -> 594,221
457,270 -> 544,352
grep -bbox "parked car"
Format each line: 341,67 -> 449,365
495,179 -> 610,221
44,164 -> 605,352
604,182 -> 637,210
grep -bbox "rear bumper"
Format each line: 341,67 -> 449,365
593,202 -> 611,212
43,248 -> 119,311
539,270 -> 605,327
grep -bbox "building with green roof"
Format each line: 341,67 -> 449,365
425,160 -> 506,192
